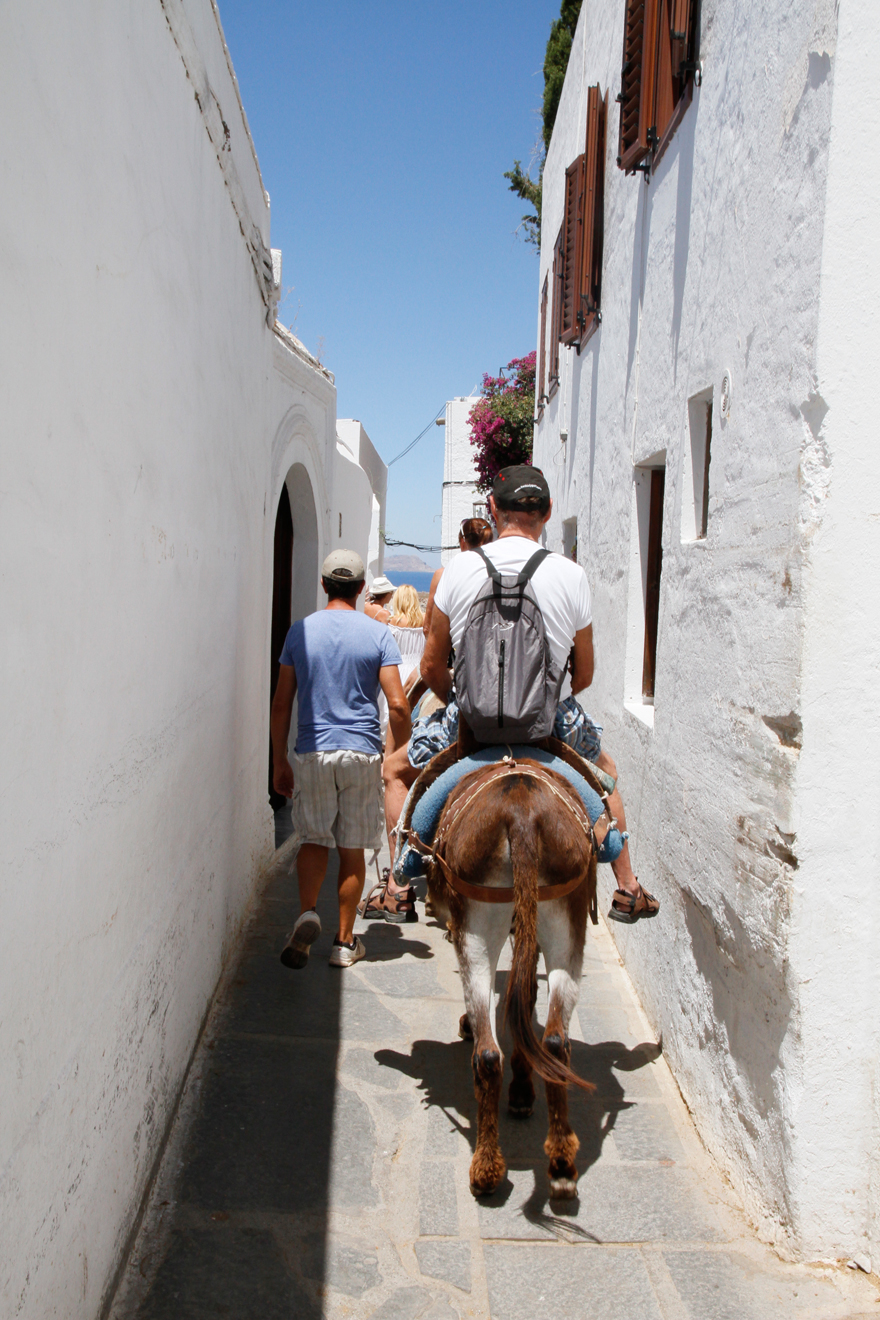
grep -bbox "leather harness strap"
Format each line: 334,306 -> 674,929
407,759 -> 600,908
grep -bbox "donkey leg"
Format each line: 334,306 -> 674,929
538,903 -> 585,1198
458,905 -> 511,1196
508,1045 -> 536,1118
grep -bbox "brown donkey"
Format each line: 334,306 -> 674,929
424,758 -> 601,1198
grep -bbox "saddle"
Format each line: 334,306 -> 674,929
394,714 -> 621,922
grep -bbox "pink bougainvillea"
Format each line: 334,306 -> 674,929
468,353 -> 536,492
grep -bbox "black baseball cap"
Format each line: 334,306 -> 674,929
491,465 -> 551,512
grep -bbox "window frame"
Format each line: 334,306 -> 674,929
616,0 -> 700,175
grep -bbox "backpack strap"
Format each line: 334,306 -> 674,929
474,545 -> 550,590
516,547 -> 550,586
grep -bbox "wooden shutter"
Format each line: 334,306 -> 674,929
560,156 -> 585,345
549,228 -> 564,390
617,0 -> 660,173
578,85 -> 607,344
670,0 -> 694,73
538,276 -> 548,406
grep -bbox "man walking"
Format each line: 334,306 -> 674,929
271,550 -> 411,967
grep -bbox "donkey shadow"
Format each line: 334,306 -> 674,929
374,1026 -> 661,1223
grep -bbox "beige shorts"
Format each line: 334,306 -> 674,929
291,749 -> 383,850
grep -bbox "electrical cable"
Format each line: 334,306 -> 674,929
386,405 -> 446,466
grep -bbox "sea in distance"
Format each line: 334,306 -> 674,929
384,569 -> 434,593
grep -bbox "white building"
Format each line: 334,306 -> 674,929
440,396 -> 483,565
535,0 -> 878,1263
0,4 -> 384,1316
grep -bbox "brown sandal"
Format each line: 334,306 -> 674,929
357,872 -> 418,924
608,882 -> 660,924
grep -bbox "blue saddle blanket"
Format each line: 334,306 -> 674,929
395,746 -> 623,882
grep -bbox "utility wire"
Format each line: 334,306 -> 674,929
386,405 -> 446,467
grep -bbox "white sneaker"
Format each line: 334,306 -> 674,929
329,935 -> 365,968
280,910 -> 321,969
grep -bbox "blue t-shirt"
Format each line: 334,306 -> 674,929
279,609 -> 402,754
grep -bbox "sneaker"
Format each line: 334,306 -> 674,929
280,909 -> 321,969
329,934 -> 366,968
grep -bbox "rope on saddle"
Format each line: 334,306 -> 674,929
408,759 -> 598,917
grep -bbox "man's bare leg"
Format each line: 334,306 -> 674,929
382,745 -> 418,895
297,843 -> 329,912
336,846 -> 366,944
594,751 -> 639,897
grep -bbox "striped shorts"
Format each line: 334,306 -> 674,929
291,750 -> 383,850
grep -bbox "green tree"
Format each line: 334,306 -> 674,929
504,0 -> 583,251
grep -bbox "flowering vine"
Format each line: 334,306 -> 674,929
468,353 -> 537,492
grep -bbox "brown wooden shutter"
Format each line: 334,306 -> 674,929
560,156 -> 585,345
578,85 -> 607,344
538,276 -> 548,406
617,0 -> 661,173
549,228 -> 564,389
670,0 -> 694,73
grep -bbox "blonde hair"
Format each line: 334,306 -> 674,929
390,583 -> 425,628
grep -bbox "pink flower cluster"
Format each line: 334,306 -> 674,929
468,353 -> 537,492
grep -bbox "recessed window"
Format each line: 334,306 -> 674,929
563,517 -> 578,563
625,455 -> 666,717
681,388 -> 712,542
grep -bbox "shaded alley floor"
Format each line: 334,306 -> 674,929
109,841 -> 880,1320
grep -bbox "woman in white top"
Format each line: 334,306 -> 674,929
387,584 -> 426,686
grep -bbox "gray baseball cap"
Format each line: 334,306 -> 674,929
321,549 -> 365,582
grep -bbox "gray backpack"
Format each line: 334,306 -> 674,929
454,547 -> 565,744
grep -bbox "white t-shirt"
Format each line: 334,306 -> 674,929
433,537 -> 592,677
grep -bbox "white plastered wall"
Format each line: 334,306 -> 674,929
441,397 -> 483,565
532,0 -> 876,1257
0,3 -> 378,1315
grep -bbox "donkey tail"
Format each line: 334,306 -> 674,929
503,819 -> 591,1092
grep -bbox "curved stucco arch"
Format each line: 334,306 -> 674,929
270,404 -> 331,620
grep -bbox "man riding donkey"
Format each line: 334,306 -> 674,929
371,466 -> 658,927
374,464 -> 659,1198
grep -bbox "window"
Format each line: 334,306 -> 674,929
681,388 -> 712,541
617,0 -> 700,175
558,87 -> 608,352
624,455 -> 667,720
537,276 -> 549,409
548,228 -> 564,395
472,501 -> 487,521
563,517 -> 578,563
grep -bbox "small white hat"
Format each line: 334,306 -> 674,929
369,575 -> 395,595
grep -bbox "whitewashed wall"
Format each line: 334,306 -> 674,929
0,4 -> 382,1316
337,418 -> 388,583
535,0 -> 879,1261
441,397 -> 483,565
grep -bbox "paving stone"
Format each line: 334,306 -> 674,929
607,1100 -> 687,1164
419,1162 -> 459,1237
341,1046 -> 404,1090
415,1240 -> 471,1293
475,1163 -> 726,1243
294,1228 -> 380,1296
483,1243 -> 662,1320
179,1039 -> 376,1212
661,1248 -> 850,1319
225,957 -> 412,1042
423,1101 -> 472,1158
358,957 -> 445,999
368,1285 -> 436,1319
137,1226 -> 320,1320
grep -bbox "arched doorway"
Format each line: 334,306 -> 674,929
268,464 -> 320,811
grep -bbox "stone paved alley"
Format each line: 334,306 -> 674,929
108,838 -> 880,1320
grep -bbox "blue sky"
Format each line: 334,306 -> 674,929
217,0 -> 558,566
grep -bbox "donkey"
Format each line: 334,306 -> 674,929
424,757 -> 602,1198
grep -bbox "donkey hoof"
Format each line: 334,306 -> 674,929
508,1102 -> 534,1119
469,1153 -> 506,1197
549,1176 -> 579,1200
